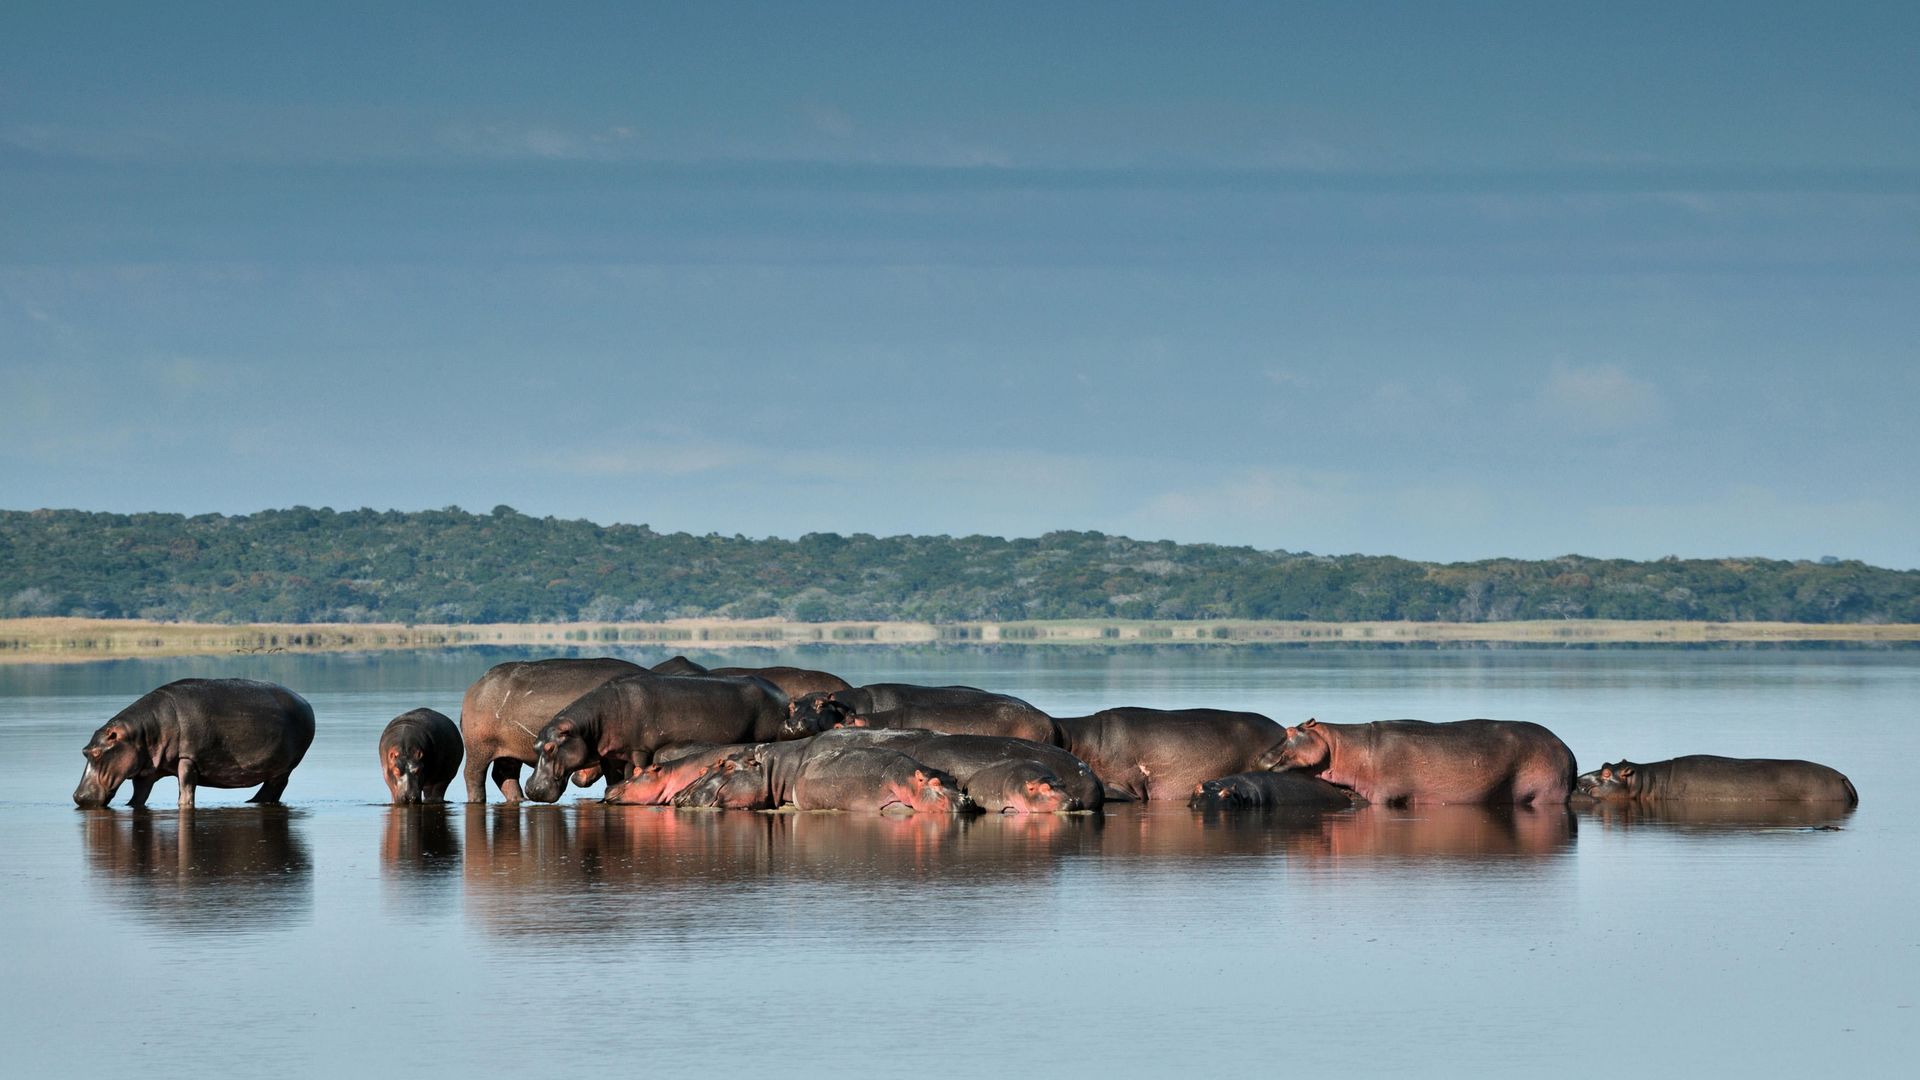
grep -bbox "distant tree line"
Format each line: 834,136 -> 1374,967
1,506 -> 1915,626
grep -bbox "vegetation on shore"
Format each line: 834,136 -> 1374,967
5,616 -> 1918,664
3,506 -> 1916,627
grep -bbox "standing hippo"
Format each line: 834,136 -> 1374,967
1054,707 -> 1285,802
676,742 -> 973,814
1261,718 -> 1575,806
73,679 -> 315,810
459,657 -> 648,802
827,684 -> 1060,745
1189,771 -> 1356,811
378,708 -> 464,805
522,673 -> 790,802
1575,756 -> 1857,804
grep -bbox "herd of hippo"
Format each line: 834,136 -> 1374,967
71,654 -> 1859,817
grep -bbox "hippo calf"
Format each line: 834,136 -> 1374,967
1576,755 -> 1857,804
1189,771 -> 1356,811
1262,718 -> 1575,806
74,678 -> 316,810
379,708 -> 464,804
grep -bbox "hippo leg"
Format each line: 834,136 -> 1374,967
128,775 -> 155,809
426,780 -> 450,803
176,760 -> 197,811
249,775 -> 290,805
463,753 -> 491,803
492,759 -> 525,803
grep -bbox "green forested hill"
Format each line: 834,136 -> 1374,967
1,506 -> 1914,625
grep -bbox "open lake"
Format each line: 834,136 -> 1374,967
3,646 -> 1915,1077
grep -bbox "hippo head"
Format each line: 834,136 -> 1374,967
1189,778 -> 1240,810
672,755 -> 772,810
74,720 -> 145,808
1575,761 -> 1639,799
1003,774 -> 1075,814
1258,718 -> 1331,773
780,694 -> 848,739
524,718 -> 594,803
779,691 -> 856,734
969,761 -> 1078,813
887,766 -> 975,815
385,744 -> 428,804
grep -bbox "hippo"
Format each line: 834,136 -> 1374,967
710,665 -> 854,700
802,728 -> 1104,811
378,708 -> 464,805
650,655 -> 709,675
73,678 -> 315,810
826,684 -> 1060,745
1053,707 -> 1286,802
1575,755 -> 1857,804
1189,770 -> 1356,811
676,742 -> 974,814
959,760 -> 1077,813
523,673 -> 790,802
602,743 -> 759,805
1261,718 -> 1575,806
459,657 -> 647,802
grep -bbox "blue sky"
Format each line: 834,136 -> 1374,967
4,1 -> 1917,566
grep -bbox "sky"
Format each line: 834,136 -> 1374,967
3,1 -> 1916,567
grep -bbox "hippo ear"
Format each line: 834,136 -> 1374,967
1618,766 -> 1635,780
1599,766 -> 1613,780
1301,718 -> 1319,729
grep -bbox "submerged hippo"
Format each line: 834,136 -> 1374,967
74,678 -> 316,810
523,673 -> 790,802
379,708 -> 464,804
459,657 -> 647,802
1189,770 -> 1356,811
1261,718 -> 1575,806
1575,755 -> 1857,804
1054,707 -> 1286,802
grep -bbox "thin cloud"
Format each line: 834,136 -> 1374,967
1534,362 -> 1665,433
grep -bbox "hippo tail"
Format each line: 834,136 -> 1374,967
1842,774 -> 1859,807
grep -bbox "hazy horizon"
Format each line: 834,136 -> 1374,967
5,3 -> 1916,568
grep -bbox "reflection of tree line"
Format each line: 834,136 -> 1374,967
82,802 -> 1852,936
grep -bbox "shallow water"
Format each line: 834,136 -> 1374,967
3,647 -> 1915,1077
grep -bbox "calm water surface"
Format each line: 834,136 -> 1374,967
3,647 -> 1915,1077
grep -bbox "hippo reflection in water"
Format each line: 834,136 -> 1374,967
80,807 -> 313,932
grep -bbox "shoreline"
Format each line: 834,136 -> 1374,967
4,616 -> 1919,664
